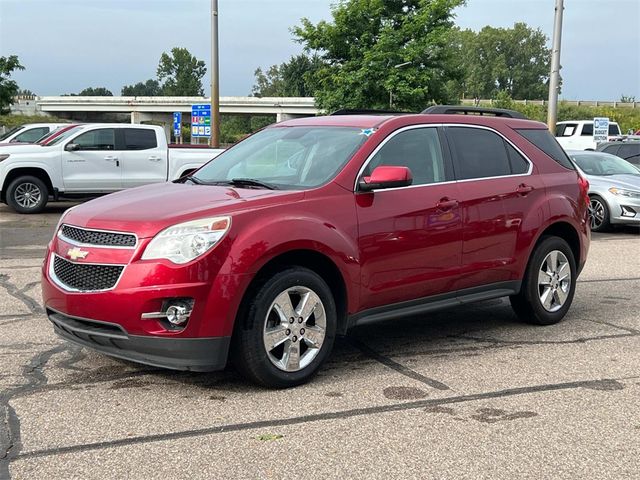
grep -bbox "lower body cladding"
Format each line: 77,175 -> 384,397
42,251 -> 247,372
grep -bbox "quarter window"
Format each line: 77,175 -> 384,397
123,129 -> 157,150
447,127 -> 511,180
73,129 -> 116,151
517,128 -> 575,170
364,128 -> 447,186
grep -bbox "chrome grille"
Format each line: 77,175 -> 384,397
60,225 -> 136,248
52,256 -> 124,291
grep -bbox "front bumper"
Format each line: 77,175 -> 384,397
48,308 -> 230,371
606,194 -> 640,225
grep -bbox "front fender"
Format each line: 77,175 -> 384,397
2,160 -> 61,191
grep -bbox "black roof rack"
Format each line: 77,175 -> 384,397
330,108 -> 409,116
422,105 -> 527,120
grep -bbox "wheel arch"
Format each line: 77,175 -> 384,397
531,221 -> 582,274
1,167 -> 54,202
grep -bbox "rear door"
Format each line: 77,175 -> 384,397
444,126 -> 543,291
62,128 -> 121,191
356,126 -> 462,310
120,128 -> 167,187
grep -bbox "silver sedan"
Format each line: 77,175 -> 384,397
568,150 -> 640,232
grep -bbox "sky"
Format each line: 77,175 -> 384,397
0,0 -> 638,101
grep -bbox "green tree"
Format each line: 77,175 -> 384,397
78,87 -> 113,96
157,47 -> 206,96
122,79 -> 161,96
293,0 -> 465,112
450,23 -> 551,100
252,54 -> 323,97
0,55 -> 25,114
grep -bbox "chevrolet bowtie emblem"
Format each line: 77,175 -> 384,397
67,247 -> 89,261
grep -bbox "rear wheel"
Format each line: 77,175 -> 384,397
510,236 -> 576,325
589,195 -> 610,232
6,176 -> 49,214
231,267 -> 337,388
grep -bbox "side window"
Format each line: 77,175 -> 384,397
364,128 -> 447,186
72,129 -> 116,151
505,143 -> 530,174
516,128 -> 575,170
123,129 -> 157,150
447,127 -> 511,180
14,127 -> 49,143
609,124 -> 621,135
581,123 -> 594,136
556,123 -> 577,137
602,145 -> 620,156
618,144 -> 640,159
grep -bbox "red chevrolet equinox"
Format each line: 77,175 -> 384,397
42,106 -> 590,388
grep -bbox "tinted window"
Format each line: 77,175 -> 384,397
556,123 -> 577,137
73,129 -> 116,151
365,128 -> 447,185
609,124 -> 621,135
581,123 -> 593,136
601,145 -> 620,155
506,144 -> 529,174
517,128 -> 575,170
447,127 -> 511,180
618,144 -> 640,159
14,127 -> 49,143
124,128 -> 157,150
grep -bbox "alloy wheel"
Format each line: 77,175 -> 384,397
589,198 -> 605,230
537,250 -> 571,313
14,182 -> 42,209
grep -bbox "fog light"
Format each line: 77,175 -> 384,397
621,206 -> 637,217
166,305 -> 190,325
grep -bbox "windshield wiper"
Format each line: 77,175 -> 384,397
183,175 -> 204,185
229,178 -> 279,190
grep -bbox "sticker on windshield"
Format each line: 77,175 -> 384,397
360,128 -> 377,137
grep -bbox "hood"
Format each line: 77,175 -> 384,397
63,182 -> 305,238
586,173 -> 640,190
0,143 -> 49,154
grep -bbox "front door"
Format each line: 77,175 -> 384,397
356,126 -> 462,310
62,128 -> 121,191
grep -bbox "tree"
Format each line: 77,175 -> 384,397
293,0 -> 465,112
252,54 -> 323,97
78,87 -> 113,96
17,88 -> 35,97
449,23 -> 551,100
121,79 -> 161,96
0,55 -> 25,114
157,47 -> 206,96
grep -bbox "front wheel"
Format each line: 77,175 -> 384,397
6,175 -> 49,214
231,267 -> 337,388
589,195 -> 610,232
510,236 -> 577,325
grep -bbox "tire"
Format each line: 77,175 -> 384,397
510,236 -> 577,326
589,195 -> 610,232
231,267 -> 337,388
6,175 -> 49,214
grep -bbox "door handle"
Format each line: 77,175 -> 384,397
148,156 -> 162,162
516,184 -> 534,195
104,156 -> 119,167
436,197 -> 459,211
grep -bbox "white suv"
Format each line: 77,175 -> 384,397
555,120 -> 622,151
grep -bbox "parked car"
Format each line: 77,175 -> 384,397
556,120 -> 622,151
0,124 -> 224,213
567,150 -> 640,231
0,124 -> 82,148
0,123 -> 69,144
596,140 -> 640,168
42,106 -> 590,388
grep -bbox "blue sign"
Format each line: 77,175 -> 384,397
191,104 -> 211,137
173,112 -> 182,138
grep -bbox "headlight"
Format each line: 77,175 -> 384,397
609,187 -> 640,198
142,216 -> 231,264
0,154 -> 10,162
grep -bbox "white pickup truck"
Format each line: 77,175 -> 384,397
0,124 -> 224,213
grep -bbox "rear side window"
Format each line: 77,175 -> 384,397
14,127 -> 49,143
556,123 -> 577,137
601,145 -> 620,156
506,144 -> 530,174
609,124 -> 621,135
123,129 -> 157,150
618,144 -> 640,159
516,128 -> 575,170
446,127 -> 511,180
581,123 -> 593,136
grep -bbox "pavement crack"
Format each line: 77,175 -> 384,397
0,274 -> 44,316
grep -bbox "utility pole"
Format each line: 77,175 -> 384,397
210,0 -> 220,147
547,0 -> 564,133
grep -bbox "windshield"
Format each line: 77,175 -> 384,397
571,152 -> 640,176
193,126 -> 368,189
0,126 -> 23,141
46,125 -> 85,146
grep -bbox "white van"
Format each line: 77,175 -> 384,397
555,120 -> 622,151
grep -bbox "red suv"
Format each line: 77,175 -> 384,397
42,106 -> 590,388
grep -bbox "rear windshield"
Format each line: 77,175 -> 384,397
517,128 -> 575,170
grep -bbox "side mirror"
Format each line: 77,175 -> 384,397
358,166 -> 413,191
65,143 -> 80,152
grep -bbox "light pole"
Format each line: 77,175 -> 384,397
389,62 -> 412,109
547,0 -> 564,133
210,0 -> 220,148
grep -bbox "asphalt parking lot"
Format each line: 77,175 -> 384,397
1,202 -> 639,479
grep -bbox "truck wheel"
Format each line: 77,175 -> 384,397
510,236 -> 577,326
231,267 -> 337,388
6,176 -> 49,214
589,195 -> 610,232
